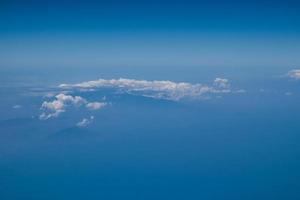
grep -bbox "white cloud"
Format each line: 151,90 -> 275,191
13,105 -> 22,109
86,102 -> 107,110
55,93 -> 87,105
213,78 -> 230,89
287,69 -> 300,80
76,116 -> 94,127
39,99 -> 65,120
59,78 -> 236,101
39,93 -> 105,120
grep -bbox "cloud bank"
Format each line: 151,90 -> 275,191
39,93 -> 106,120
287,69 -> 300,80
60,78 -> 235,101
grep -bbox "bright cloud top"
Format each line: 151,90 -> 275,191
287,69 -> 300,80
60,78 -> 235,101
39,93 -> 106,120
86,102 -> 107,110
213,78 -> 230,89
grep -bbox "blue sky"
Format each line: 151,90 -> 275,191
1,1 -> 300,200
1,0 -> 300,72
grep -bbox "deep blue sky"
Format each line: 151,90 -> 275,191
0,0 -> 300,72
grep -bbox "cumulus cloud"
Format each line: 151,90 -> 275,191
56,93 -> 87,105
213,78 -> 230,89
39,93 -> 106,120
76,116 -> 94,127
287,69 -> 300,80
59,78 -> 236,101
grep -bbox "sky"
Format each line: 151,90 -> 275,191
1,1 -> 300,200
0,0 -> 300,73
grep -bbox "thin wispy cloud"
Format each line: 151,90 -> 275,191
76,116 -> 94,127
12,105 -> 22,109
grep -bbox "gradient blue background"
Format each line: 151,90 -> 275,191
1,0 -> 300,73
1,1 -> 300,199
